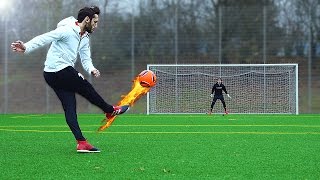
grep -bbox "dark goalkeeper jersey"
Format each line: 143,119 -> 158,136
211,83 -> 228,96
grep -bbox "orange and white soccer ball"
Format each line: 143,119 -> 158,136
138,70 -> 157,87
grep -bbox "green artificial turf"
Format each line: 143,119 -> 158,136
0,114 -> 320,179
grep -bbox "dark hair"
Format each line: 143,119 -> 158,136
90,6 -> 100,15
77,6 -> 100,22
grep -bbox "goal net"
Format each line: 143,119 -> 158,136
147,64 -> 298,114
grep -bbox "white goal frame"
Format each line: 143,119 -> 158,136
147,64 -> 298,115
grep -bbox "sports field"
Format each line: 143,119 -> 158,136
1,114 -> 320,179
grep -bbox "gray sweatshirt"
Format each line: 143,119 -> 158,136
24,16 -> 95,74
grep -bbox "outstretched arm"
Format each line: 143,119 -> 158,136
11,26 -> 65,54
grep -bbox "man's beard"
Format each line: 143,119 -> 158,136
85,23 -> 93,33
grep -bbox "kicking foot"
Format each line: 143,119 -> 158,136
106,105 -> 130,119
77,140 -> 100,153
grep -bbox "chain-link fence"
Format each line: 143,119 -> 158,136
0,0 -> 319,114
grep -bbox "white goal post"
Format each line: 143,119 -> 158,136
147,64 -> 298,114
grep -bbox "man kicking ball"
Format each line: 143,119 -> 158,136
11,6 -> 129,153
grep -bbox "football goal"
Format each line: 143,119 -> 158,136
147,64 -> 298,114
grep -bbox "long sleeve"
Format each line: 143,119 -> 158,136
222,84 -> 228,94
211,85 -> 215,94
79,38 -> 95,74
24,26 -> 65,54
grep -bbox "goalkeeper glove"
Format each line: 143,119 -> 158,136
210,94 -> 214,98
227,94 -> 231,99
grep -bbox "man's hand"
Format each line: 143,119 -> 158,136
227,94 -> 231,99
91,69 -> 100,78
210,94 -> 214,98
11,41 -> 26,53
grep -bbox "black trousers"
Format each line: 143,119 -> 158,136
211,95 -> 226,110
43,66 -> 114,140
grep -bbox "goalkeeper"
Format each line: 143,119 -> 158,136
209,78 -> 231,115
